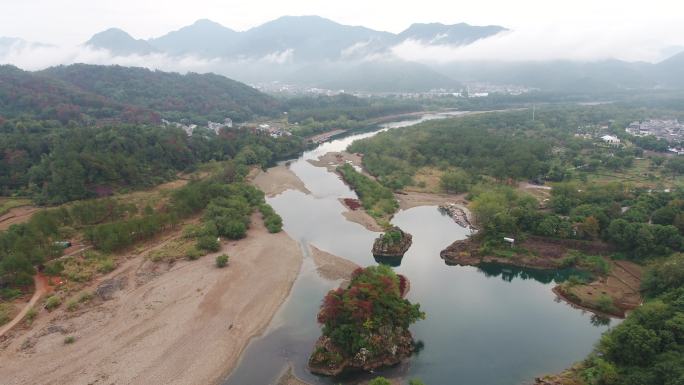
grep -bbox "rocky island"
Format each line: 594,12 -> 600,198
308,265 -> 424,376
372,227 -> 413,264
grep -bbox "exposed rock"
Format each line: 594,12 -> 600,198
308,327 -> 415,376
372,227 -> 412,260
95,276 -> 128,301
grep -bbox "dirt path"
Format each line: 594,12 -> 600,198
0,214 -> 304,385
0,275 -> 48,338
0,206 -> 40,231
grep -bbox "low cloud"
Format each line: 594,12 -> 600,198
0,41 -> 220,73
391,23 -> 684,64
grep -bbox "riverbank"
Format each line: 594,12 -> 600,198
0,213 -> 303,385
440,237 -> 642,317
310,245 -> 360,282
252,164 -> 311,197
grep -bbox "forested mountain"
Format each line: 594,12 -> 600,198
86,28 -> 157,56
42,64 -> 280,122
76,16 -> 684,93
0,64 -> 279,124
148,19 -> 239,57
397,22 -> 507,45
0,65 -> 159,124
89,16 -> 505,61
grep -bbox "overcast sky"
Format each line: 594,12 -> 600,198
2,0 -> 684,64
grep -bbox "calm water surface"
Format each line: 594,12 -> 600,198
224,113 -> 614,385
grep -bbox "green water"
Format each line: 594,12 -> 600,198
224,114 -> 615,385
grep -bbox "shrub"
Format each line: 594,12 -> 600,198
78,291 -> 93,303
186,247 -> 204,260
369,378 -> 392,385
97,258 -> 116,274
44,295 -> 62,311
596,295 -> 617,314
66,298 -> 79,312
25,307 -> 37,325
64,336 -> 76,344
44,260 -> 65,276
196,236 -> 220,252
0,303 -> 11,325
0,288 -> 22,300
216,254 -> 229,268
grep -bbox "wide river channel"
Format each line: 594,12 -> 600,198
224,112 -> 615,385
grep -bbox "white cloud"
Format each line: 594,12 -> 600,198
0,43 -> 220,72
260,48 -> 294,64
391,23 -> 683,64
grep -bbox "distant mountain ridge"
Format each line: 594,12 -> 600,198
86,15 -> 507,61
86,28 -> 157,56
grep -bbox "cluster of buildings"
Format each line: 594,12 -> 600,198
255,123 -> 292,138
626,119 -> 684,143
161,118 -> 233,136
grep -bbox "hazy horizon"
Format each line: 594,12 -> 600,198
2,0 -> 684,65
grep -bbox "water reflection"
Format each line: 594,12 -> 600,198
476,262 -> 592,284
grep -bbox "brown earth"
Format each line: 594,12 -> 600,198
0,213 -> 303,385
441,237 -> 642,317
251,164 -> 311,197
554,260 -> 643,317
0,206 -> 40,231
339,198 -> 385,232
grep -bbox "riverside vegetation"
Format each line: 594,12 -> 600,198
309,265 -> 424,376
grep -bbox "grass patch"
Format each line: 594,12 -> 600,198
66,298 -> 79,312
148,238 -> 206,262
57,251 -> 117,283
64,336 -> 76,344
25,307 -> 38,325
0,303 -> 13,325
337,163 -> 398,223
0,197 -> 31,216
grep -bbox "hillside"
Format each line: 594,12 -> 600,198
0,64 -> 279,124
42,64 -> 280,122
0,65 -> 158,123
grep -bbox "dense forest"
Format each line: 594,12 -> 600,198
42,64 -> 280,123
349,105 -> 684,189
0,119 -> 304,203
0,64 -> 280,124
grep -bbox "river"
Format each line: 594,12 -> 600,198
224,112 -> 613,385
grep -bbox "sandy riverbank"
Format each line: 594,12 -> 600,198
310,245 -> 360,282
252,164 -> 311,197
307,151 -> 367,175
0,213 -> 303,385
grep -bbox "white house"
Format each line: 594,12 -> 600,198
600,135 -> 621,146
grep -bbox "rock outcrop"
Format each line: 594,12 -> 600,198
372,227 -> 412,259
308,327 -> 415,376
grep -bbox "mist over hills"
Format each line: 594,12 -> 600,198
2,15 -> 684,93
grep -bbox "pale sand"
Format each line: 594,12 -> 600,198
0,213 -> 303,385
307,151 -> 373,177
252,164 -> 310,197
339,198 -> 385,233
396,191 -> 467,210
310,245 -> 360,282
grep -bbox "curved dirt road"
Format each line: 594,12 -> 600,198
0,274 -> 48,338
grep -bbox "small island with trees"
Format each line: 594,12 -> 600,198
372,226 -> 413,265
308,265 -> 424,376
